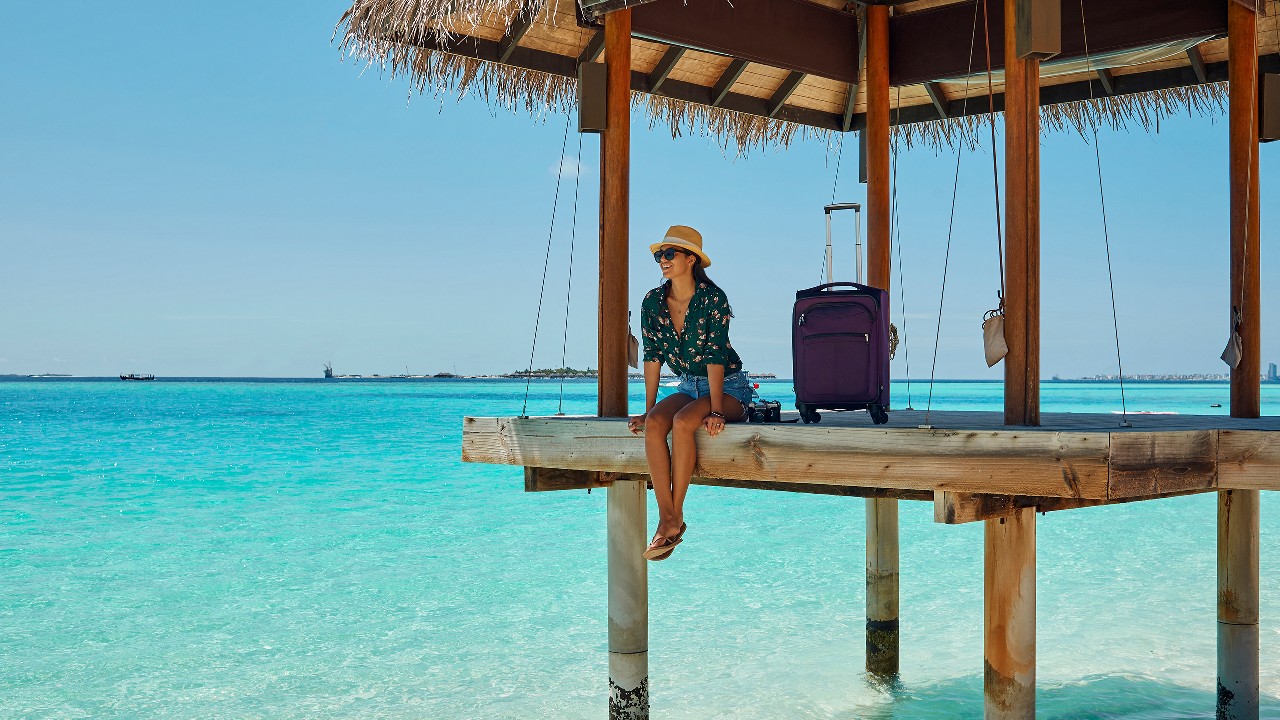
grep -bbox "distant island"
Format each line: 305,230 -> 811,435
321,364 -> 778,380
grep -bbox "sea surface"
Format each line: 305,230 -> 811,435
3,378 -> 1279,719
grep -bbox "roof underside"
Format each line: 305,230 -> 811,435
338,0 -> 1280,149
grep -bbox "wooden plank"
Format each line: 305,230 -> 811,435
1218,430 -> 1280,491
924,81 -> 949,118
1186,44 -> 1208,83
767,71 -> 805,118
462,417 -> 1112,498
711,59 -> 750,107
526,467 -> 933,499
1107,430 -> 1218,498
648,45 -> 684,94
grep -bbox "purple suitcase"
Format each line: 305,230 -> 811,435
792,282 -> 890,424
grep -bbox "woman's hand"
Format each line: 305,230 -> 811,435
628,413 -> 647,435
703,412 -> 726,438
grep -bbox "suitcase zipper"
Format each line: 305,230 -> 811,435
798,302 -> 873,327
801,331 -> 870,341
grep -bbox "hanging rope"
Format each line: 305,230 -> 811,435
1077,0 -> 1131,425
520,113 -> 572,418
923,0 -> 982,426
889,87 -> 914,409
556,131 -> 585,415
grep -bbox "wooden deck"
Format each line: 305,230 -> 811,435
462,411 -> 1280,509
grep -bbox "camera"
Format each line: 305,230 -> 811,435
746,400 -> 782,423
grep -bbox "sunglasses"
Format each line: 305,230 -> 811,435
653,247 -> 691,263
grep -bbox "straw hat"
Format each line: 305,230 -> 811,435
650,225 -> 711,268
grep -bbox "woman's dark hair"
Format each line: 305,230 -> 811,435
662,252 -> 732,316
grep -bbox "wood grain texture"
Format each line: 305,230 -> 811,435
463,416 -> 1110,498
1229,0 -> 1262,420
1107,430 -> 1218,498
1217,430 -> 1280,490
598,10 -> 630,419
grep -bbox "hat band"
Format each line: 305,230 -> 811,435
663,237 -> 701,250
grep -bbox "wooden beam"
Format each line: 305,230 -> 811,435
647,45 -> 684,94
1003,0 -> 1040,427
1107,430 -> 1217,498
1229,0 -> 1261,420
866,498 -> 899,678
924,81 -> 949,118
767,71 -> 805,118
934,488 -> 1215,524
1219,5 -> 1261,716
1187,44 -> 1208,84
985,507 -> 1036,719
578,30 -> 605,65
632,0 -> 859,83
842,85 -> 858,132
1095,68 -> 1115,96
1218,488 -> 1260,719
524,467 -> 932,499
463,416 -> 1113,499
711,59 -> 749,107
497,15 -> 533,64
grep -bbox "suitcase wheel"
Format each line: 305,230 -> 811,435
869,404 -> 889,425
796,402 -> 821,424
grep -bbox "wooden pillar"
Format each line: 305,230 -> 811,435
863,3 -> 899,680
600,10 -> 647,720
985,507 -> 1036,719
1003,0 -> 1040,427
1219,3 -> 1260,718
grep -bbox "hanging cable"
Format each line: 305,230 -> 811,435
556,131 -> 585,415
889,87 -> 913,409
1077,0 -> 1131,426
922,0 -> 981,427
520,113 -> 572,418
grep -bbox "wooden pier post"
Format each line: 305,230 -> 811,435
986,0 -> 1042,716
863,3 -> 899,680
1219,2 -> 1260,717
600,10 -> 648,719
985,507 -> 1036,719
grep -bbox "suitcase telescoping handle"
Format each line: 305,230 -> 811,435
824,202 -> 862,285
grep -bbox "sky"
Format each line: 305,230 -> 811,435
1,1 -> 1276,379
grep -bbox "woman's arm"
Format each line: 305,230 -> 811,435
644,360 -> 661,413
706,363 -> 725,417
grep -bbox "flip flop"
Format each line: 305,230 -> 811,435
644,523 -> 687,561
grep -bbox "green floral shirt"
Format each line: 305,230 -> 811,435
641,282 -> 743,377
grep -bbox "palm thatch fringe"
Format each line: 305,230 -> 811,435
339,0 -> 562,48
340,6 -> 1229,153
894,81 -> 1227,149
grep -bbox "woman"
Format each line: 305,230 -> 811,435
627,225 -> 753,561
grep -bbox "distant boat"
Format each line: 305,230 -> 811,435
324,362 -> 335,379
119,373 -> 155,381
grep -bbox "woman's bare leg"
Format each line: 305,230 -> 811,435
643,393 -> 693,538
669,395 -> 746,528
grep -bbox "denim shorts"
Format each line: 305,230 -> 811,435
674,371 -> 754,417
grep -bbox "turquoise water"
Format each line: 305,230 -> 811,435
3,378 -> 1278,719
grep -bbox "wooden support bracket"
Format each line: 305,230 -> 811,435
924,82 -> 949,118
498,16 -> 534,63
767,71 -> 805,118
648,45 -> 684,94
1186,44 -> 1208,84
577,30 -> 605,65
1095,68 -> 1115,96
711,59 -> 750,107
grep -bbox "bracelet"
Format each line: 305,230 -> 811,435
707,411 -> 726,420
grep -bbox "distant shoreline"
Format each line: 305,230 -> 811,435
3,374 -> 1277,384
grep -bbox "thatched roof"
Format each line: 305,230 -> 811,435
337,0 -> 1280,150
